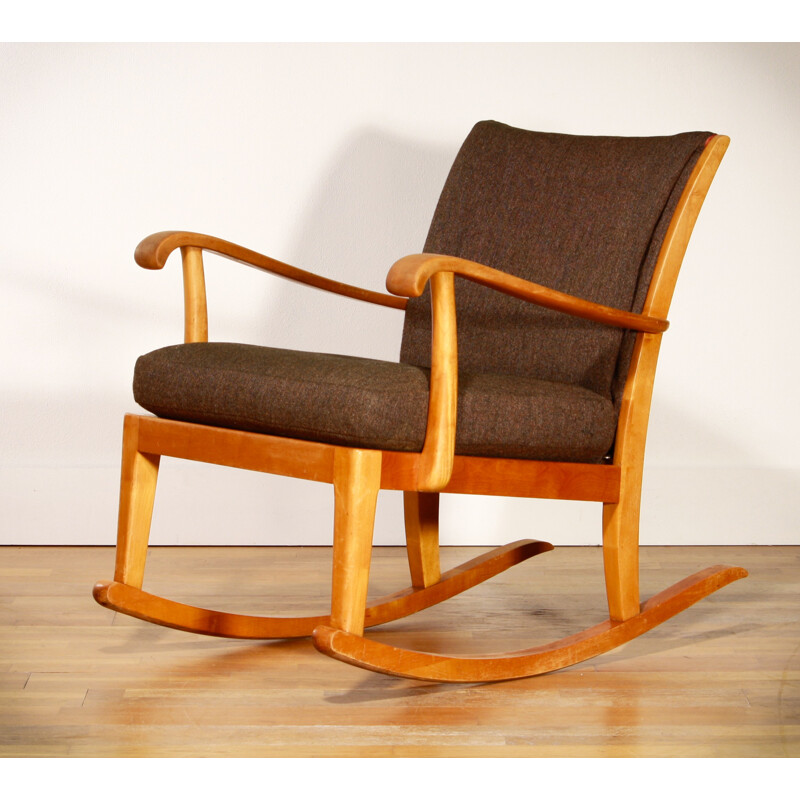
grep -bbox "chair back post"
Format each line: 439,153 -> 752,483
603,135 -> 730,621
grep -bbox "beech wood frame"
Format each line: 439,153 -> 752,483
94,134 -> 747,682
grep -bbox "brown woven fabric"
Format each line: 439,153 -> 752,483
133,343 -> 617,462
134,122 -> 711,463
401,122 -> 710,408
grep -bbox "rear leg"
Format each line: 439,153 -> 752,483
404,491 -> 441,588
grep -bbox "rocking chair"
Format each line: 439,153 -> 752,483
94,121 -> 746,682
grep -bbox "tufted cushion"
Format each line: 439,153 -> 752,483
134,343 -> 617,462
401,122 -> 710,408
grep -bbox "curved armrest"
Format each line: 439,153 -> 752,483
136,231 -> 407,310
386,253 -> 668,333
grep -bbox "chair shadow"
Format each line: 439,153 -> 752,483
250,126 -> 453,361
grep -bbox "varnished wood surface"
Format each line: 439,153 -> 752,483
404,492 -> 441,588
386,253 -> 670,333
114,415 -> 160,589
1,545 -> 797,757
642,134 -> 730,321
329,449 -> 382,635
602,332 -> 664,619
130,414 -> 622,502
380,450 -> 621,501
600,135 -> 729,621
93,540 -> 551,639
135,415 -> 337,484
315,565 -> 747,682
180,246 -> 209,343
416,271 -> 458,491
135,230 -> 407,310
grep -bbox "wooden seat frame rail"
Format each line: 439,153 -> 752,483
94,134 -> 746,682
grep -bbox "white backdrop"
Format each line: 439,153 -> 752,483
2,43 -> 798,546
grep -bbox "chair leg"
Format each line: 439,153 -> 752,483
329,448 -> 382,636
602,474 -> 642,622
113,415 -> 160,589
404,491 -> 441,588
317,453 -> 746,684
97,421 -> 546,639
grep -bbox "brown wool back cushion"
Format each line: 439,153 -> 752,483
400,121 -> 710,406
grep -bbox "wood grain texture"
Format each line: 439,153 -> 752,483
602,332 -> 663,620
180,246 -> 209,343
643,135 -> 730,320
329,448 -> 382,635
602,134 -> 731,621
416,271 -> 458,492
314,565 -> 747,682
404,491 -> 441,588
113,415 -> 159,589
386,253 -> 669,333
135,230 -> 407,309
91,540 -> 551,638
2,545 -> 796,756
381,451 -> 620,502
130,415 -> 621,502
134,415 -> 337,484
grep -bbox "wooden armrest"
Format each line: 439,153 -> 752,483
388,252 -> 668,492
135,231 -> 407,310
386,253 -> 668,333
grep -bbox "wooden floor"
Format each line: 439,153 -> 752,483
1,544 -> 798,757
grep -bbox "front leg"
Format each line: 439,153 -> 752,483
113,414 -> 160,588
329,448 -> 382,636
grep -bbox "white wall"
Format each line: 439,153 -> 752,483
1,43 -> 798,547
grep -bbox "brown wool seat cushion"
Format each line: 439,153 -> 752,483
133,342 -> 617,463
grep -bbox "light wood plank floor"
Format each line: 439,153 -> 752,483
1,545 -> 797,757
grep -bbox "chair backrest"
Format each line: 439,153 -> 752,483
400,121 -> 711,407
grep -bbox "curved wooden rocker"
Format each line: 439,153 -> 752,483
314,565 -> 747,683
94,124 -> 747,683
93,538 -> 552,639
